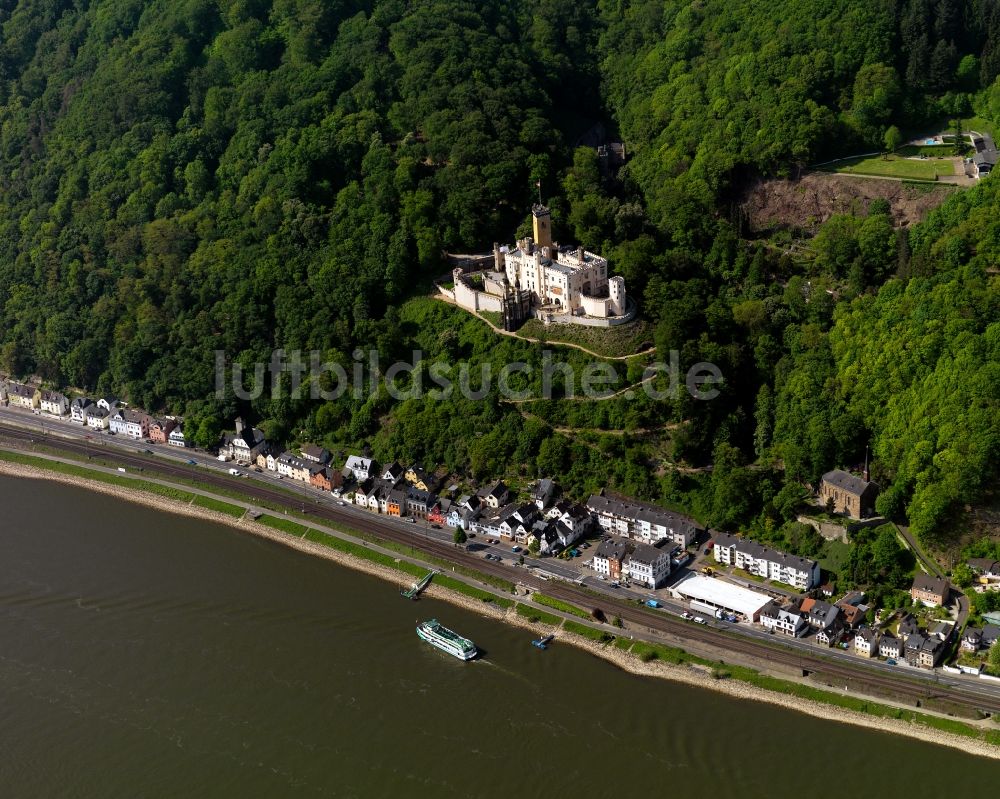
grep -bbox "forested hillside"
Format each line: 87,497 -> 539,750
0,0 -> 998,544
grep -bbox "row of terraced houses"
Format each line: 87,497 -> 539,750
1,380 -> 189,446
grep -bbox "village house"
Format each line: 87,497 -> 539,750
300,444 -> 330,464
627,543 -> 671,589
38,389 -> 69,416
879,633 -> 902,660
919,636 -> 944,669
404,466 -> 439,493
5,381 -> 37,409
835,591 -> 869,629
310,465 -> 339,492
427,498 -> 451,526
354,478 -> 375,508
499,504 -> 541,542
904,633 -> 927,667
345,455 -> 376,482
801,597 -> 843,645
854,628 -> 879,658
168,423 -> 188,447
387,489 -> 405,517
149,418 -> 177,444
97,397 -> 120,413
226,418 -> 269,465
479,480 -> 510,510
587,493 -> 698,548
818,469 -> 880,519
961,625 -> 1000,653
85,405 -> 110,430
713,532 -> 820,590
470,505 -> 506,539
276,451 -> 311,482
70,397 -> 93,423
447,495 -> 482,530
533,479 -> 559,510
109,409 -> 151,440
972,134 -> 997,179
968,559 -> 1000,581
910,574 -> 950,608
759,600 -> 808,637
593,537 -> 630,581
405,487 -> 434,519
381,461 -> 405,484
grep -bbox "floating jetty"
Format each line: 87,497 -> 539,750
531,634 -> 555,650
401,570 -> 437,600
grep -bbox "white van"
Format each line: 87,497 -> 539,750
228,468 -> 241,476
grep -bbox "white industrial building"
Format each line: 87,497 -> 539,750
670,574 -> 772,622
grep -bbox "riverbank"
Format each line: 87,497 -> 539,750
2,458 -> 999,760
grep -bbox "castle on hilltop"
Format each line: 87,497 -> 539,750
443,204 -> 632,331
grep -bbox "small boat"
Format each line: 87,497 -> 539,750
416,619 -> 478,660
531,634 -> 554,650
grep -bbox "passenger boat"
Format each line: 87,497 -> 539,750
416,619 -> 478,660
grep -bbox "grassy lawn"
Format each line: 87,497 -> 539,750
897,144 -> 957,158
819,540 -> 851,578
517,318 -> 655,358
515,604 -> 562,626
828,154 -> 955,180
562,620 -> 616,643
533,592 -> 594,619
257,515 -> 310,537
963,116 -> 997,138
192,494 -> 245,517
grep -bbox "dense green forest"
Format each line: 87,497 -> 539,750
0,0 -> 998,546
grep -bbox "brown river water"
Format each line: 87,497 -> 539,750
0,475 -> 992,797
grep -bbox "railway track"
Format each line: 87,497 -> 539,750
3,421 -> 999,715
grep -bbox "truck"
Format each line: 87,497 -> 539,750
645,599 -> 661,609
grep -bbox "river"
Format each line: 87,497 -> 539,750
0,475 -> 991,796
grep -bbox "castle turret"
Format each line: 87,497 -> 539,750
532,204 -> 552,250
493,242 -> 505,272
608,275 -> 626,317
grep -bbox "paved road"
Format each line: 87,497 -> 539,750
3,407 -> 1000,710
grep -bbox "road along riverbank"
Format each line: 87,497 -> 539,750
1,456 -> 999,760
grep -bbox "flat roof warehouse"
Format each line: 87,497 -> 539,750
670,574 -> 773,622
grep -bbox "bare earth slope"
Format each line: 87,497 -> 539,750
742,173 -> 955,233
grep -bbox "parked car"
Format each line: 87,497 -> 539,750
511,545 -> 522,553
693,616 -> 707,625
681,611 -> 693,620
186,459 -> 197,465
